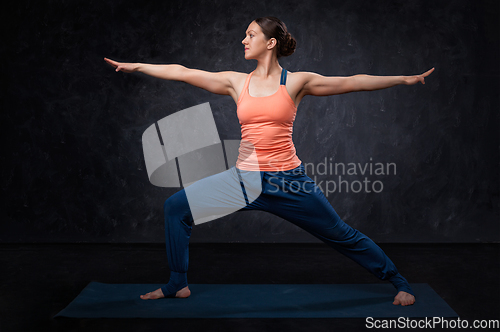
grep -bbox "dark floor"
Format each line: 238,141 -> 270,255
0,243 -> 499,332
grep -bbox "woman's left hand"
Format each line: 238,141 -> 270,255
403,67 -> 435,85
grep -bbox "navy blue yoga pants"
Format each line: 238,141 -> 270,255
161,163 -> 414,298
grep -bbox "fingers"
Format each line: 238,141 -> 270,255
416,68 -> 435,85
104,57 -> 118,68
421,67 -> 435,77
409,76 -> 423,85
104,58 -> 127,72
104,58 -> 137,73
104,57 -> 124,72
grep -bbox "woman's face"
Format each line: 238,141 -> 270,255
242,21 -> 275,60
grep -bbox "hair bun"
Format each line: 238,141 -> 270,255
281,32 -> 296,57
254,16 -> 297,58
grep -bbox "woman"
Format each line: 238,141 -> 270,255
105,16 -> 433,307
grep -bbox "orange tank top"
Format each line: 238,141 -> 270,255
235,68 -> 302,172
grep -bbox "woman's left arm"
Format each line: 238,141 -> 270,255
300,67 -> 435,96
351,67 -> 435,91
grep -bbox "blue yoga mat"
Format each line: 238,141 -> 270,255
54,282 -> 457,318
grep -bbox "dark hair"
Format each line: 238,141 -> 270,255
254,16 -> 296,58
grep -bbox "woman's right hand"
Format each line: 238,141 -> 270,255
104,57 -> 139,73
103,58 -> 237,100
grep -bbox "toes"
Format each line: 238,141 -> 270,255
395,296 -> 415,306
140,289 -> 164,300
393,291 -> 416,306
140,292 -> 152,299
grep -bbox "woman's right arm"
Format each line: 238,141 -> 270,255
104,57 -> 235,96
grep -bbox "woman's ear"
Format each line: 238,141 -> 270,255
267,38 -> 277,50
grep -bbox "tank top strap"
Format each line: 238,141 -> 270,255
280,68 -> 287,85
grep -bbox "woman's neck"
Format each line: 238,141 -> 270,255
253,56 -> 282,78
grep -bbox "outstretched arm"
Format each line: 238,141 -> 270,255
103,57 -> 235,96
300,67 -> 435,96
351,67 -> 435,91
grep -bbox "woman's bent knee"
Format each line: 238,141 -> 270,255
164,190 -> 193,226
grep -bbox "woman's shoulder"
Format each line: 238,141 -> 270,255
215,70 -> 248,83
287,70 -> 319,79
285,71 -> 318,89
215,71 -> 251,104
223,71 -> 251,89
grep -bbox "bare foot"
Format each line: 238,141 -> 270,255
393,291 -> 415,306
140,286 -> 191,300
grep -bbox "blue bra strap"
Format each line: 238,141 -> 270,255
280,68 -> 287,85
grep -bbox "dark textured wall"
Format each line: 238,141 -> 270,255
1,0 -> 498,243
